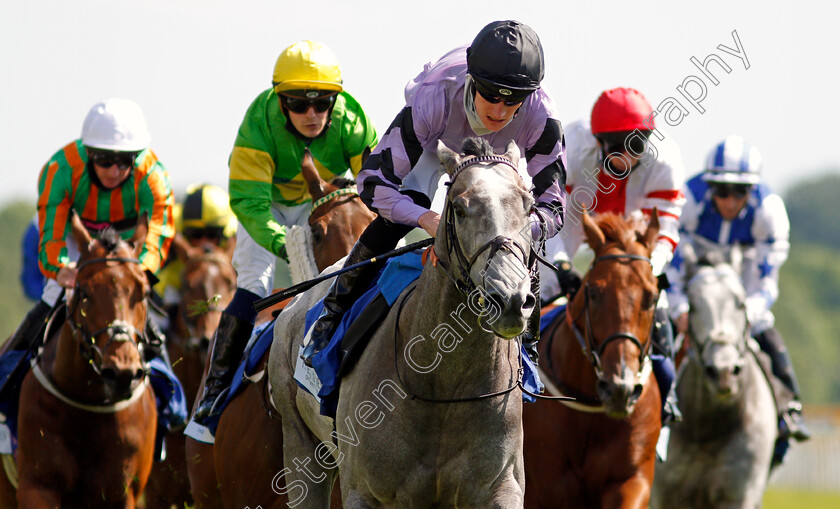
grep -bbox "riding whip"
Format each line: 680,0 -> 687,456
253,238 -> 434,312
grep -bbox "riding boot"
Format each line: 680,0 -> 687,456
191,311 -> 253,424
756,328 -> 811,441
651,306 -> 682,424
521,277 -> 541,365
302,241 -> 378,367
3,299 -> 52,355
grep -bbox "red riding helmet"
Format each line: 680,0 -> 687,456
590,87 -> 655,135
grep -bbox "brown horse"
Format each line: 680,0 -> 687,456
187,151 -> 375,509
523,212 -> 662,509
141,234 -> 237,509
6,213 -> 158,508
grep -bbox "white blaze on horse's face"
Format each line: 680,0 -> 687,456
688,265 -> 749,398
439,141 -> 536,338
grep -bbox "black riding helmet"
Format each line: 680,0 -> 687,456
466,20 -> 545,104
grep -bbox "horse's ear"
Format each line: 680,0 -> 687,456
502,140 -> 521,168
642,208 -> 660,253
300,148 -> 329,200
581,210 -> 605,252
223,235 -> 237,262
131,212 -> 149,257
70,211 -> 93,255
729,242 -> 743,274
437,140 -> 461,176
171,232 -> 194,262
679,235 -> 699,279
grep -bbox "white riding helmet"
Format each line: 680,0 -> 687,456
702,135 -> 762,185
81,98 -> 151,152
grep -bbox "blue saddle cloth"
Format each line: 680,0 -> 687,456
301,251 -> 544,417
0,348 -> 187,456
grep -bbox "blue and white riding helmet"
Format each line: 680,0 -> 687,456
702,135 -> 763,185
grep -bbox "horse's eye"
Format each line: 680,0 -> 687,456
453,201 -> 467,219
311,224 -> 325,244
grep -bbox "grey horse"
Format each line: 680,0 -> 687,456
268,139 -> 535,508
652,245 -> 776,509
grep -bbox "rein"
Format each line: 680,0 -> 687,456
392,285 -> 571,404
390,154 -> 572,404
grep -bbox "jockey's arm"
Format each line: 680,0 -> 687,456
228,137 -> 289,261
524,117 -> 567,242
356,99 -> 443,228
746,192 -> 791,319
37,158 -> 72,280
135,159 -> 175,275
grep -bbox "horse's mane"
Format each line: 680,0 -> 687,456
461,137 -> 495,157
97,228 -> 123,253
328,177 -> 357,190
595,213 -> 637,251
698,250 -> 728,268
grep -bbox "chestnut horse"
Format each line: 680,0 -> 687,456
523,212 -> 662,509
141,234 -> 237,509
4,213 -> 157,508
187,150 -> 375,509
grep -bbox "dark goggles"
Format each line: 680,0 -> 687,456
472,78 -> 529,106
282,94 -> 336,114
89,150 -> 137,170
712,183 -> 751,199
183,226 -> 225,242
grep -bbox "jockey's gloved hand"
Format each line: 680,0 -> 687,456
555,260 -> 582,301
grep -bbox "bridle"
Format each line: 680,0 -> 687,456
436,155 -> 532,297
178,250 -> 233,349
67,256 -> 150,377
565,253 -> 655,381
392,153 -> 573,404
310,186 -> 359,215
683,267 -> 750,368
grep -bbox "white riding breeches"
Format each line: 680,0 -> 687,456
232,202 -> 311,298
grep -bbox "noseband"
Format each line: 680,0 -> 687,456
438,155 -> 532,296
568,253 -> 654,379
68,256 -> 150,377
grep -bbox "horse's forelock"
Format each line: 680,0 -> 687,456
595,214 -> 636,252
461,137 -> 495,157
97,228 -> 122,253
329,177 -> 356,190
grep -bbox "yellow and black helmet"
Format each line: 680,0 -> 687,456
272,41 -> 343,96
179,183 -> 237,241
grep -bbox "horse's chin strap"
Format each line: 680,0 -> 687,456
29,361 -> 149,413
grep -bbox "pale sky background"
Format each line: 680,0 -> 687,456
1,0 -> 838,205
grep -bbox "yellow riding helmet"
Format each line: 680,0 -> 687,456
272,41 -> 343,95
181,183 -> 237,239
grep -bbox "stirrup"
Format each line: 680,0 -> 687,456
782,404 -> 811,442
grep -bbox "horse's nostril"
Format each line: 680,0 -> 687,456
705,366 -> 718,380
632,384 -> 643,400
733,364 -> 742,376
133,369 -> 145,381
596,379 -> 611,396
522,293 -> 536,312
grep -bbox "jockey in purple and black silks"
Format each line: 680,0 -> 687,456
302,20 -> 568,367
